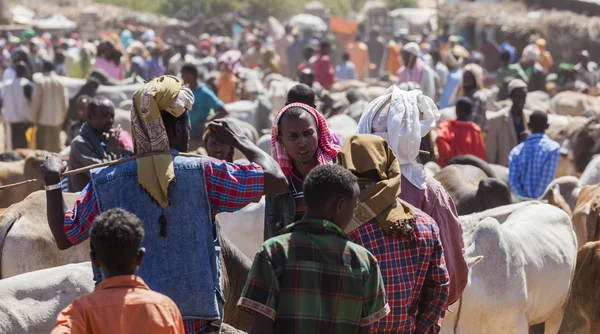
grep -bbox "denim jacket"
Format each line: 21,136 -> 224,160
90,156 -> 222,320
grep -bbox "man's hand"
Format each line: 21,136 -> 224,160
41,154 -> 66,185
206,119 -> 248,148
106,125 -> 124,156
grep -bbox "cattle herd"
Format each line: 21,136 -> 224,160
1,72 -> 600,333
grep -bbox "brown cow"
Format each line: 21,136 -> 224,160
0,150 -> 49,208
571,185 -> 600,249
559,241 -> 600,333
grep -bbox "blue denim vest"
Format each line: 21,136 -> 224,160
90,156 -> 222,320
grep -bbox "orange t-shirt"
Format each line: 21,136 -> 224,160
217,72 -> 238,104
347,41 -> 370,79
436,119 -> 486,167
385,42 -> 403,75
52,275 -> 185,334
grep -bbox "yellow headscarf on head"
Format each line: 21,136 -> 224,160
131,75 -> 194,208
337,134 -> 416,236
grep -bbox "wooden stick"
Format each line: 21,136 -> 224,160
0,152 -> 203,191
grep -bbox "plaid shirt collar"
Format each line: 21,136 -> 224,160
280,219 -> 348,240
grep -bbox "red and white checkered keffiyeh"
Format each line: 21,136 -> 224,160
271,103 -> 340,174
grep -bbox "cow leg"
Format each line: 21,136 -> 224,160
542,308 -> 565,334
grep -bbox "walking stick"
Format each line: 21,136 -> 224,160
0,152 -> 202,191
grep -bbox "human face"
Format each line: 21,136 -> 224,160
89,106 -> 115,134
463,71 -> 476,91
278,111 -> 318,166
181,72 -> 197,88
206,135 -> 234,162
334,182 -> 360,230
510,88 -> 527,111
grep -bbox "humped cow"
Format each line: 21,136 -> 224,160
442,204 -> 577,334
0,151 -> 49,209
559,241 -> 600,334
570,184 -> 600,249
579,155 -> 600,186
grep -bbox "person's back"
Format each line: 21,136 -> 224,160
508,110 -> 560,199
436,97 -> 485,167
335,52 -> 357,81
239,164 -> 389,334
52,209 -> 184,334
337,135 -> 449,333
348,37 -> 369,79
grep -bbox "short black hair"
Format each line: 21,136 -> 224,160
456,97 -> 474,115
286,84 -> 316,108
304,164 -> 357,209
355,34 -> 363,42
162,109 -> 190,133
90,208 -> 144,273
15,61 -> 28,78
320,40 -> 331,51
277,106 -> 314,132
43,60 -> 55,72
88,96 -> 114,117
181,63 -> 198,77
529,110 -> 548,133
342,51 -> 350,61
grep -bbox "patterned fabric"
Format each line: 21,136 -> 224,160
347,209 -> 449,333
64,156 -> 263,245
239,219 -> 390,333
183,319 -> 218,334
131,75 -> 194,208
271,102 -> 340,175
508,133 -> 560,199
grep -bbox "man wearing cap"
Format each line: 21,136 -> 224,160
486,79 -> 530,166
397,42 -> 437,100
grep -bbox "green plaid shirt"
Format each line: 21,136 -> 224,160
238,219 -> 390,333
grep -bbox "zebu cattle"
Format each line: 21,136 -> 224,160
550,91 -> 600,117
0,262 -> 94,334
0,151 -> 49,208
559,241 -> 600,334
216,197 -> 265,260
571,185 -> 600,249
442,204 -> 577,334
225,97 -> 273,135
59,76 -> 142,108
327,114 -> 358,146
256,134 -> 271,155
579,155 -> 600,186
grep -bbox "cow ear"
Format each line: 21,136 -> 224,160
466,256 -> 484,269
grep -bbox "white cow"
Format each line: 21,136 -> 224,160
442,204 -> 577,334
327,114 -> 358,146
0,262 -> 94,334
217,197 -> 265,259
579,155 -> 600,186
0,191 -> 89,279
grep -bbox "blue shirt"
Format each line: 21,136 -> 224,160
189,82 -> 224,138
508,133 -> 560,199
438,68 -> 462,109
335,61 -> 358,81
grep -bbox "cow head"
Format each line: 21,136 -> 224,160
476,178 -> 512,212
570,116 -> 600,173
24,150 -> 53,179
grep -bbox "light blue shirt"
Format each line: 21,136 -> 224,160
439,68 -> 462,109
335,61 -> 358,81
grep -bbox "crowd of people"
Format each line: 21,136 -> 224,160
0,21 -> 594,334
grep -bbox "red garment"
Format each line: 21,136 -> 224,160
311,55 -> 336,90
436,120 -> 485,167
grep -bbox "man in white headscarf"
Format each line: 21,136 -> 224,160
397,42 -> 438,100
520,44 -> 546,93
357,85 -> 469,307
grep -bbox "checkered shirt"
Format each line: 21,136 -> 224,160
63,156 -> 263,334
347,209 -> 449,334
508,133 -> 560,199
238,219 -> 390,333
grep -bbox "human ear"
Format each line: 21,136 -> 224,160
90,250 -> 101,268
136,248 -> 146,266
